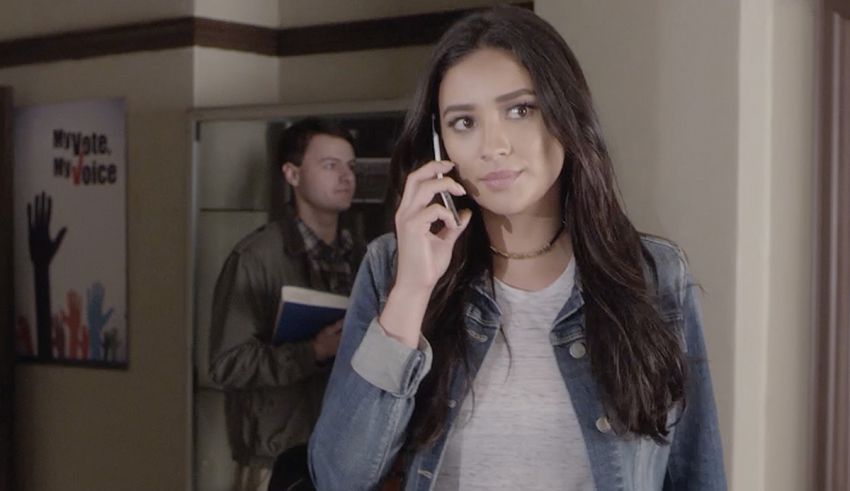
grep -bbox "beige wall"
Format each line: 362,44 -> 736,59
277,0 -> 504,27
537,0 -> 739,475
195,0 -> 279,28
0,49 -> 195,490
277,46 -> 432,104
537,0 -> 815,490
735,0 -> 773,487
193,48 -> 280,107
0,0 -> 192,40
764,1 -> 815,489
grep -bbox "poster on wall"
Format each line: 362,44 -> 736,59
13,98 -> 127,368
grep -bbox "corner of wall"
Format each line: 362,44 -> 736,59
192,47 -> 281,108
732,0 -> 775,489
763,1 -> 816,489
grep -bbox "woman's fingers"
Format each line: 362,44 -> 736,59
398,160 -> 456,209
406,160 -> 455,185
395,161 -> 468,233
436,208 -> 473,241
404,178 -> 466,216
392,161 -> 471,294
403,203 -> 465,234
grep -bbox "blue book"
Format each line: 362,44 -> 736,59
272,286 -> 349,345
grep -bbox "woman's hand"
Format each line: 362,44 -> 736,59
379,160 -> 472,347
395,160 -> 471,290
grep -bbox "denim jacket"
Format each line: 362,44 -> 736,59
309,233 -> 726,491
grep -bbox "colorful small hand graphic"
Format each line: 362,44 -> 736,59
52,313 -> 65,358
86,282 -> 113,360
61,290 -> 88,360
15,316 -> 34,356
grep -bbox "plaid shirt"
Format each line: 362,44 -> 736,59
296,219 -> 356,296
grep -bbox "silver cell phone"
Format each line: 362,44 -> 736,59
431,115 -> 461,226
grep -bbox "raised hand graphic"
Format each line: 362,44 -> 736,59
27,192 -> 67,266
15,316 -> 34,356
86,282 -> 113,360
27,192 -> 67,360
52,313 -> 66,358
61,290 -> 88,360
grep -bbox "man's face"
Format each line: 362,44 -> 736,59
284,134 -> 356,215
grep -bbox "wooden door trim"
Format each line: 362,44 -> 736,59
0,86 -> 15,491
812,0 -> 850,489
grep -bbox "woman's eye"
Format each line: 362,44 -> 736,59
449,117 -> 474,131
507,103 -> 535,119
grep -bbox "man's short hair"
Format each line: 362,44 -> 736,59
278,118 -> 355,168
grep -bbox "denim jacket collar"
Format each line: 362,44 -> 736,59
467,262 -> 586,340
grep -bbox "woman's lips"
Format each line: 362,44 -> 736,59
479,170 -> 521,191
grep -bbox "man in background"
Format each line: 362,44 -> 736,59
209,118 -> 366,490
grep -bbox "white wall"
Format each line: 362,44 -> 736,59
735,0 -> 774,487
0,0 -> 193,39
193,48 -> 280,107
195,0 -> 280,27
734,3 -> 816,489
277,0 -> 505,27
537,1 -> 815,490
277,46 -> 432,103
536,0 -> 739,475
764,1 -> 814,489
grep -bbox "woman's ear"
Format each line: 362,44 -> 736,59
282,162 -> 299,187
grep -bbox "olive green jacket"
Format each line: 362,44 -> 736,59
209,210 -> 366,465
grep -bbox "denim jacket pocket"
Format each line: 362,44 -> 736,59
463,303 -> 499,329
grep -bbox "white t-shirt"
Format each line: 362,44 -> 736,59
433,258 -> 595,490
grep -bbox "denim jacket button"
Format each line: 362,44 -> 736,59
447,399 -> 457,408
569,341 -> 587,359
596,416 -> 612,434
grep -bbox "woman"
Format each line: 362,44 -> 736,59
309,6 -> 725,491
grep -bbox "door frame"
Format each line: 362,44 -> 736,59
0,86 -> 15,491
812,1 -> 850,489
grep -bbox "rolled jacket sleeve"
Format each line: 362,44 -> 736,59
351,319 -> 432,397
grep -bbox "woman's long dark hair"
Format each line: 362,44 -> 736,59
389,5 -> 687,448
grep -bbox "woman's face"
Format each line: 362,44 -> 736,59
438,47 -> 565,219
